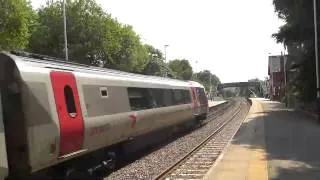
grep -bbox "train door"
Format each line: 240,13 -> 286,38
50,71 -> 85,156
190,87 -> 200,115
197,88 -> 208,113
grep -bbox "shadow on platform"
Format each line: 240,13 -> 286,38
233,101 -> 320,180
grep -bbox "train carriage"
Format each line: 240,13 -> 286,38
0,51 -> 208,179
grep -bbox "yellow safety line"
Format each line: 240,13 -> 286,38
247,101 -> 268,180
247,149 -> 269,180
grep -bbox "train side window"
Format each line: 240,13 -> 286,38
149,88 -> 165,107
187,90 -> 192,103
127,87 -> 151,110
173,90 -> 184,104
163,89 -> 174,106
64,85 -> 77,118
182,90 -> 191,103
100,87 -> 108,98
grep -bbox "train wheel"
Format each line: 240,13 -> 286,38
106,151 -> 116,170
201,113 -> 207,120
65,168 -> 90,180
87,151 -> 117,177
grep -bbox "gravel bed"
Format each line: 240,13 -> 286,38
105,99 -> 249,180
164,103 -> 250,180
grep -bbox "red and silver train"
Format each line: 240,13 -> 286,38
0,51 -> 208,179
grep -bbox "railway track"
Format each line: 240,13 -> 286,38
153,103 -> 245,180
106,99 -> 249,180
204,101 -> 231,123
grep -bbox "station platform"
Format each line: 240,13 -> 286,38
204,98 -> 320,180
208,100 -> 226,108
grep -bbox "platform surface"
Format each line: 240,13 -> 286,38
208,100 -> 226,108
204,98 -> 320,180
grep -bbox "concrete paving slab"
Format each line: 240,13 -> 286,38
204,98 -> 268,180
204,98 -> 320,180
208,100 -> 226,108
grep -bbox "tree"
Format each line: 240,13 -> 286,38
272,0 -> 319,102
142,44 -> 176,77
168,59 -> 193,80
29,0 -> 109,63
272,0 -> 316,45
0,0 -> 35,50
193,70 -> 221,95
28,0 -> 148,72
110,25 -> 148,72
143,45 -> 164,76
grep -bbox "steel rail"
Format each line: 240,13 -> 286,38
153,105 -> 242,180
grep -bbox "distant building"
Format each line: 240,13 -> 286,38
268,55 -> 286,101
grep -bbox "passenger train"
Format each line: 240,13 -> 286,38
0,51 -> 208,179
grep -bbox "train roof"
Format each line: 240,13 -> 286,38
188,81 -> 205,89
1,51 -> 205,88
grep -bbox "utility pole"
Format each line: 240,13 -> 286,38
314,0 -> 320,122
282,49 -> 287,106
164,45 -> 169,77
194,60 -> 198,80
63,0 -> 68,61
283,50 -> 287,89
209,74 -> 212,100
314,0 -> 319,98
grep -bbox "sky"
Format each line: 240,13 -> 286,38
31,0 -> 285,83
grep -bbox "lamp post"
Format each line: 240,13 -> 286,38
281,50 -> 287,106
193,60 -> 198,79
209,73 -> 212,100
314,0 -> 319,98
164,45 -> 169,77
314,0 -> 320,122
63,0 -> 68,61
